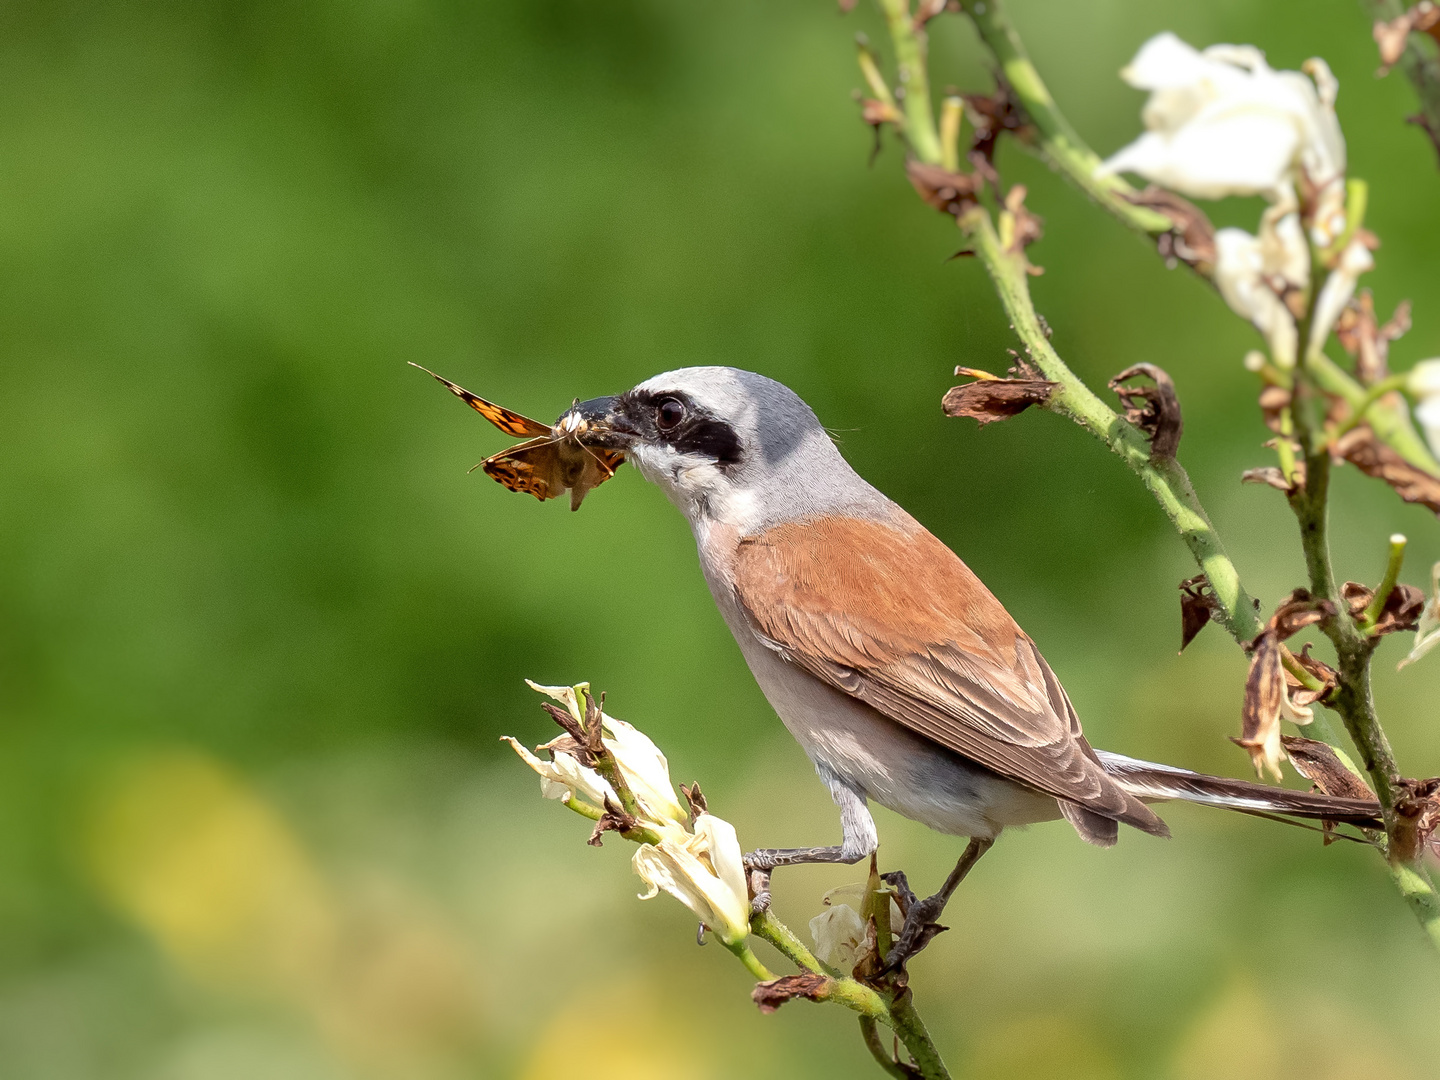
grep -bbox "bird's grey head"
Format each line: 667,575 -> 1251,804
570,366 -> 891,532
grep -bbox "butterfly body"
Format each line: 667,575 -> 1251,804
412,364 -> 623,510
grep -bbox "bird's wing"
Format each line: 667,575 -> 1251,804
731,515 -> 1152,826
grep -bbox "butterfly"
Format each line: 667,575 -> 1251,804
411,363 -> 625,511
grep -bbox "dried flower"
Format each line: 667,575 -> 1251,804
1098,33 -> 1345,228
633,813 -> 751,945
1398,561 -> 1440,670
525,680 -> 688,825
808,884 -> 904,971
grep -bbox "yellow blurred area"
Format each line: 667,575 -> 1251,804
518,983 -> 711,1080
84,752 -> 485,1075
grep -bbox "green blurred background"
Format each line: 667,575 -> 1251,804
2,1 -> 1439,1077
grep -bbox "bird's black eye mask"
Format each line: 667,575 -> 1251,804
611,390 -> 744,467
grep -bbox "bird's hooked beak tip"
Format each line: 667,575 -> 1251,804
555,395 -> 637,451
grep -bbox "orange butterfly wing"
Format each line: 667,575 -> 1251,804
410,363 -> 551,437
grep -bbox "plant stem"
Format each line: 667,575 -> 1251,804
1392,862 -> 1440,950
956,0 -> 1171,233
962,206 -> 1263,642
728,940 -> 777,981
877,0 -> 942,163
750,907 -> 951,1077
1359,0 -> 1440,163
860,1017 -> 914,1079
1362,534 -> 1408,628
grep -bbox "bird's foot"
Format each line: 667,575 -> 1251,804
880,890 -> 950,975
746,866 -> 772,915
879,870 -> 918,914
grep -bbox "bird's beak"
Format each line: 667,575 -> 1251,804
553,395 -> 639,454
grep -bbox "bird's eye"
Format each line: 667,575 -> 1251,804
655,397 -> 685,432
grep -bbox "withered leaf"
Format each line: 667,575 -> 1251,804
1241,466 -> 1294,492
1268,588 -> 1337,639
1342,580 -> 1425,634
1179,573 -> 1220,652
1258,385 -> 1292,434
751,973 -> 833,1014
1282,735 -> 1375,801
1391,776 -> 1440,864
1109,363 -> 1183,460
1332,425 -> 1440,516
1374,4 -> 1440,71
587,795 -> 640,847
906,160 -> 982,217
680,781 -> 708,821
1234,630 -> 1286,782
962,86 -> 1033,162
1123,185 -> 1217,271
1002,184 -> 1044,254
1336,290 -> 1410,384
942,377 -> 1057,426
1283,642 -> 1338,707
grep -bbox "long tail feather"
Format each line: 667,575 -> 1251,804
1095,751 -> 1382,828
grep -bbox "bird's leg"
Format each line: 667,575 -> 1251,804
743,776 -> 876,913
881,837 -> 993,974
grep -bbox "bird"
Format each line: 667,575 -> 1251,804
528,366 -> 1381,967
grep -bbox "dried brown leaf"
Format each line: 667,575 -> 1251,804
941,377 -> 1057,426
1336,290 -> 1410,383
1374,3 -> 1440,72
1123,185 -> 1217,271
1392,777 -> 1440,863
962,86 -> 1033,162
1109,363 -> 1183,460
1257,385 -> 1291,434
1282,735 -> 1375,801
1268,588 -> 1337,640
906,160 -> 982,216
1235,630 -> 1286,782
1332,425 -> 1440,516
1179,573 -> 1219,652
752,973 -> 833,1014
680,781 -> 708,821
1241,467 -> 1294,492
1344,580 -> 1425,634
1002,184 -> 1044,253
587,795 -> 640,848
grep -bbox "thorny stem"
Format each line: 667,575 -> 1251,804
1360,0 -> 1440,162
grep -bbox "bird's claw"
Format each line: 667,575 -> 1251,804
747,866 -> 772,915
881,893 -> 949,975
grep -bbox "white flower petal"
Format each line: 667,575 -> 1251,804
501,735 -> 616,807
1399,562 -> 1440,670
525,679 -> 586,725
1406,359 -> 1440,399
632,829 -> 750,945
1214,228 -> 1298,366
821,883 -> 905,934
1310,237 -> 1374,355
809,903 -> 868,970
601,717 -> 687,824
1100,33 -> 1345,203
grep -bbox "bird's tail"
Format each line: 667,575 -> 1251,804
1095,750 -> 1382,828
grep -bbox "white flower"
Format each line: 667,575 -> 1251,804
502,735 -> 616,806
1099,33 -> 1345,229
524,680 -> 686,825
808,884 -> 905,971
1214,224 -> 1303,367
1398,561 -> 1440,671
1310,236 -> 1375,356
1407,360 -> 1440,461
633,813 -> 750,944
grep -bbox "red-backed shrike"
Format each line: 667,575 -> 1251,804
510,366 -> 1379,963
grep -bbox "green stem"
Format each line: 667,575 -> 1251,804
888,993 -> 950,1079
751,908 -> 950,1077
956,0 -> 1171,233
727,940 -> 777,982
1332,373 -> 1410,438
1362,533 -> 1408,629
1308,352 -> 1440,473
860,1017 -> 913,1079
963,206 -> 1262,642
877,0 -> 942,163
1392,862 -> 1440,950
1360,0 -> 1440,163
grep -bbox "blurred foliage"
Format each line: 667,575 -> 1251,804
0,0 -> 1438,1077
